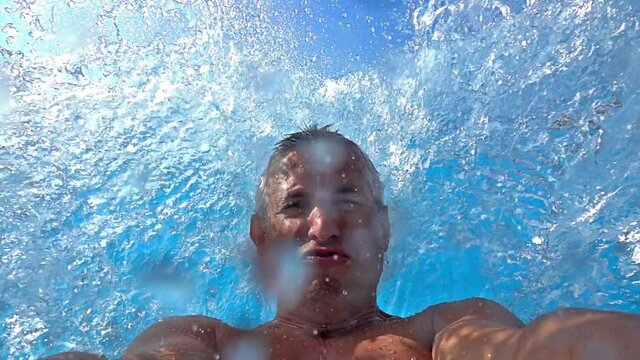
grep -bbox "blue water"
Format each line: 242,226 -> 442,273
1,0 -> 639,358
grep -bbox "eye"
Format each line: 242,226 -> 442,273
280,200 -> 308,216
338,198 -> 361,210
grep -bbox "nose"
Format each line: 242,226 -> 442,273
307,204 -> 340,243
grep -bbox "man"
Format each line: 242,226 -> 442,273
48,125 -> 639,360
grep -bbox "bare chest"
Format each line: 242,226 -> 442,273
241,323 -> 433,360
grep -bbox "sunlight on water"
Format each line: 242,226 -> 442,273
412,0 -> 512,41
0,0 -> 639,358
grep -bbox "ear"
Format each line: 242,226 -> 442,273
380,205 -> 390,253
250,214 -> 274,291
250,214 -> 266,249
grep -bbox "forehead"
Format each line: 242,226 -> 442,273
270,141 -> 369,189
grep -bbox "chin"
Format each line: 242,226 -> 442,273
306,276 -> 344,297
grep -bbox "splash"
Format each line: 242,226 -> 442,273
1,0 -> 639,358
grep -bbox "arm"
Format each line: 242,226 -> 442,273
122,315 -> 221,360
512,308 -> 640,360
431,298 -> 640,360
429,297 -> 524,360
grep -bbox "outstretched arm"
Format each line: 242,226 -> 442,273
431,298 -> 640,360
122,315 -> 221,360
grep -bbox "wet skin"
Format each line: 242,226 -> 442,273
252,147 -> 391,323
245,146 -> 433,359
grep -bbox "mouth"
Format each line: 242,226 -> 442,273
302,247 -> 350,266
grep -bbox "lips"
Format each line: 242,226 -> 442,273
302,247 -> 350,265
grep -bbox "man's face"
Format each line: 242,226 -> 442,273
251,142 -> 390,300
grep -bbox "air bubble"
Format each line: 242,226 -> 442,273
332,254 -> 339,260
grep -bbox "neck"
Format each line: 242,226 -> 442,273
274,280 -> 384,336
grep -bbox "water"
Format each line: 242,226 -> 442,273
1,0 -> 639,358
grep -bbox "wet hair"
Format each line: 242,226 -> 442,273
255,124 -> 384,217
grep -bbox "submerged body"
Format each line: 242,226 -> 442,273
47,127 -> 640,360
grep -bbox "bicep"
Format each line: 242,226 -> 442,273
124,315 -> 220,358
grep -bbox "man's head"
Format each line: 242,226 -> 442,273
254,125 -> 384,218
250,125 -> 390,308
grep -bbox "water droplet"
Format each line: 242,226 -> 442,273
312,329 -> 319,336
332,254 -> 339,260
324,276 -> 330,282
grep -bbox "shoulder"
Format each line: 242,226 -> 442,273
433,297 -> 524,331
146,315 -> 225,334
126,315 -> 244,357
410,297 -> 524,335
150,314 -> 244,339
